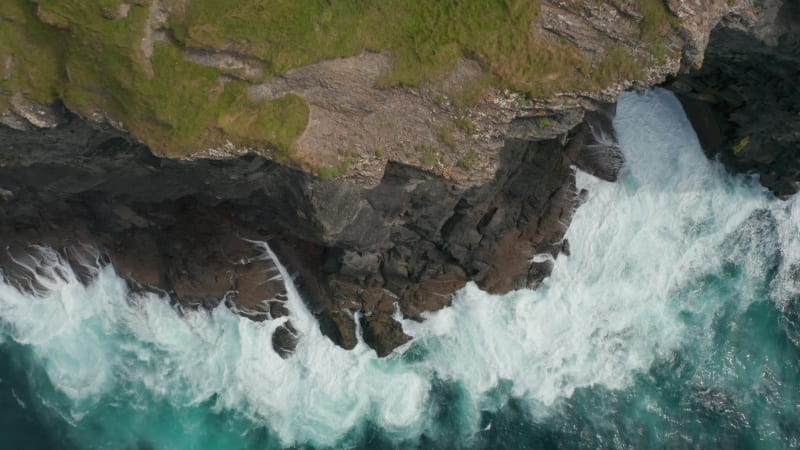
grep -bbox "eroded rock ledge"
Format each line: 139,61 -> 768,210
0,104 -> 621,357
1,0 -> 794,360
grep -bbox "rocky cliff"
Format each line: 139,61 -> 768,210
668,0 -> 800,198
0,105 -> 621,356
1,0 -> 685,184
1,0 -> 794,357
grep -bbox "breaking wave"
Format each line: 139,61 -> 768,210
1,89 -> 799,449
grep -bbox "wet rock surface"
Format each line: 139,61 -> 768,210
0,104 -> 622,357
272,321 -> 300,360
668,0 -> 800,198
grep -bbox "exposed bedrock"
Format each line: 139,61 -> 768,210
668,0 -> 800,198
0,105 -> 621,357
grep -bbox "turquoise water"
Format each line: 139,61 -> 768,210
2,89 -> 800,449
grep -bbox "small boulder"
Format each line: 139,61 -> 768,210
272,321 -> 299,359
360,312 -> 411,357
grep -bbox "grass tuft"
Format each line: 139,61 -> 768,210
732,136 -> 750,155
457,149 -> 477,171
438,126 -> 458,150
416,144 -> 439,167
455,117 -> 476,134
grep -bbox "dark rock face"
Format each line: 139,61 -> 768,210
272,321 -> 300,359
0,104 -> 621,357
669,1 -> 800,198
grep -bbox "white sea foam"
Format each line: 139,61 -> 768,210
0,89 -> 797,447
404,91 -> 769,406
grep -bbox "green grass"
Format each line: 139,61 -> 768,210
0,90 -> 9,112
199,0 -> 672,94
452,74 -> 496,110
174,0 -> 599,95
457,149 -> 477,171
0,1 -> 66,104
455,117 -> 475,134
1,0 -> 308,156
316,160 -> 351,180
416,144 -> 439,167
595,44 -> 644,86
438,126 -> 458,150
1,0 -> 679,160
637,0 -> 679,63
732,136 -> 750,155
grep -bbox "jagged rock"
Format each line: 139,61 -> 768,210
669,0 -> 800,198
233,260 -> 288,320
572,105 -> 624,182
360,312 -> 411,358
62,242 -> 107,286
665,0 -> 757,70
0,92 -> 623,356
184,48 -> 265,81
400,267 -> 467,320
0,242 -> 54,296
0,111 -> 34,131
326,309 -> 359,350
8,94 -> 66,129
111,230 -> 168,291
362,287 -> 398,316
271,321 -> 299,359
0,240 -> 105,296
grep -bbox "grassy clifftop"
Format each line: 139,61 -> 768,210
176,0 -> 674,92
0,0 -> 676,159
176,0 -> 582,93
0,0 -> 308,156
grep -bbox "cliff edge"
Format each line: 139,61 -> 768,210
1,0 -> 792,357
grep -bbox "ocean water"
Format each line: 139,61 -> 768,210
2,89 -> 800,449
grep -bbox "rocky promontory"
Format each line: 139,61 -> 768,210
0,104 -> 621,356
668,0 -> 800,197
1,0 -> 796,357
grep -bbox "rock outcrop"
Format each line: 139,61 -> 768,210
1,0 -> 794,359
0,104 -> 621,357
668,0 -> 800,197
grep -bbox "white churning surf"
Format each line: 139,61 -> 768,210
1,89 -> 798,448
